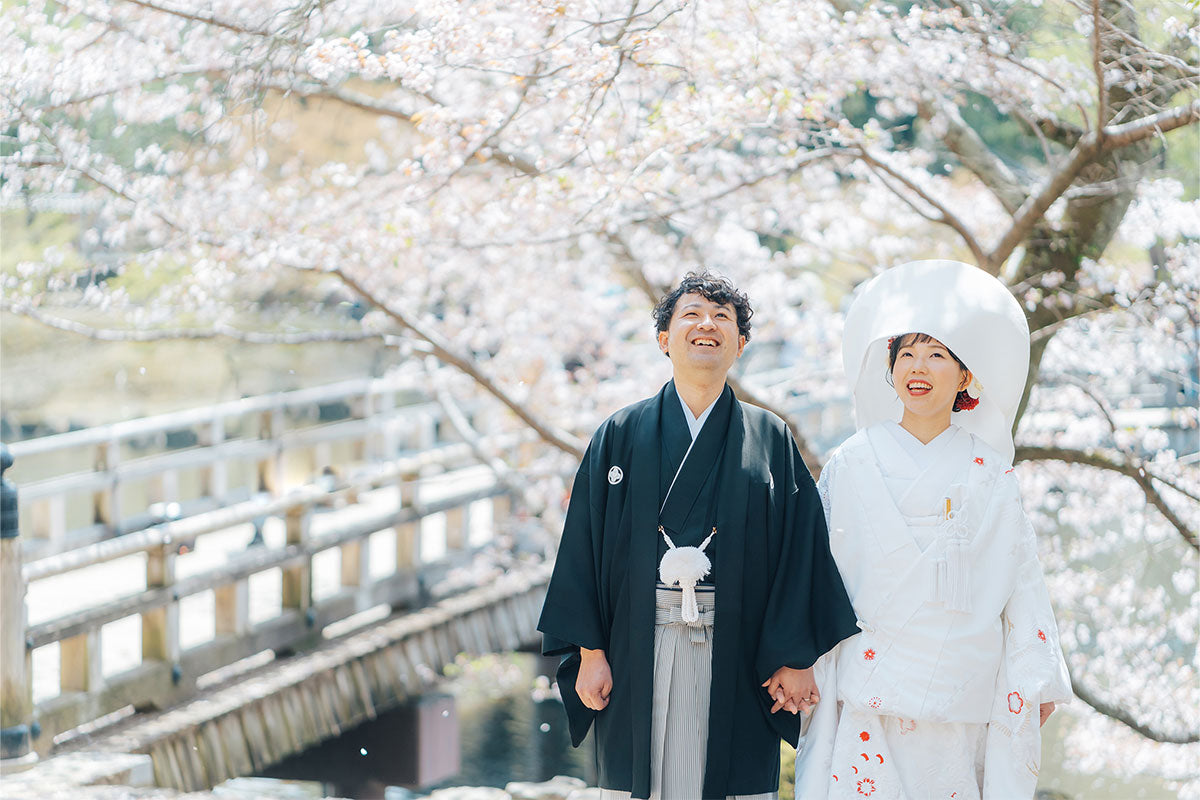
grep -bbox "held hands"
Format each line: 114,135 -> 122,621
1039,701 -> 1056,727
577,647 -> 613,711
762,666 -> 818,715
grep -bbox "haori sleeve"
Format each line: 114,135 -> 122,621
537,434 -> 609,657
998,472 -> 1073,705
755,438 -> 858,684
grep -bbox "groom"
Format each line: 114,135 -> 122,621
538,272 -> 857,799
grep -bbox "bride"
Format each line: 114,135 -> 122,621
794,260 -> 1072,800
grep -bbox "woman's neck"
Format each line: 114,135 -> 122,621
898,411 -> 952,444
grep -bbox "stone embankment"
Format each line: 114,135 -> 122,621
0,756 -> 1069,800
0,754 -> 592,800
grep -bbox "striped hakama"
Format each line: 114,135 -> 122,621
599,587 -> 777,800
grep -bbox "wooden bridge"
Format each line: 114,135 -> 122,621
0,374 -> 552,794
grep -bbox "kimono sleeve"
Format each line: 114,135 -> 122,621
536,435 -> 613,748
537,436 -> 609,656
755,437 -> 859,685
998,472 -> 1073,705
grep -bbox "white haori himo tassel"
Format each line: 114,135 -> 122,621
658,526 -> 715,625
936,497 -> 973,613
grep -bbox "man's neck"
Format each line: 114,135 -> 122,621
674,376 -> 725,419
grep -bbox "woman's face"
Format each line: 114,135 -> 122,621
890,335 -> 969,419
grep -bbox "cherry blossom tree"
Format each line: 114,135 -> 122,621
2,0 -> 1197,791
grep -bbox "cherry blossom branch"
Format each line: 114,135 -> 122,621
325,265 -> 585,458
290,83 -> 541,176
1092,0 -> 1107,130
1100,98 -> 1200,150
921,99 -> 1025,214
7,108 -> 213,244
1014,445 -> 1199,551
32,67 -> 217,113
1042,378 -> 1200,500
0,301 -> 393,345
433,379 -> 527,496
1056,376 -> 1120,435
857,149 -> 988,267
12,105 -> 579,459
987,98 -> 1200,273
1070,667 -> 1200,744
1034,117 -> 1083,148
7,289 -> 585,465
115,0 -> 287,40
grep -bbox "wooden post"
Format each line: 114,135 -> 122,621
340,539 -> 370,588
281,507 -> 312,615
492,493 -> 511,529
257,407 -> 284,496
353,390 -> 373,463
29,495 -> 66,545
0,445 -> 35,769
93,437 -> 122,535
200,416 -> 227,501
444,507 -> 466,552
398,470 -> 420,511
416,413 -> 436,451
214,578 -> 249,637
60,629 -> 102,693
148,468 -> 180,508
395,521 -> 420,570
312,442 -> 333,482
142,541 -> 179,681
376,391 -> 398,461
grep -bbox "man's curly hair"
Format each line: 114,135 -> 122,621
652,271 -> 753,342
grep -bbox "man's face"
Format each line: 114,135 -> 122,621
658,292 -> 746,380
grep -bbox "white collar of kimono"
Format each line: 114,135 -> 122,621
675,386 -> 719,442
841,259 -> 1030,465
884,421 -> 958,470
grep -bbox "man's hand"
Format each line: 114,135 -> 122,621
578,647 -> 613,711
1039,701 -> 1056,727
761,666 -> 818,715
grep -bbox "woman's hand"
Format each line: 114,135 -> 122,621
577,647 -> 613,711
763,666 -> 819,715
1039,701 -> 1056,727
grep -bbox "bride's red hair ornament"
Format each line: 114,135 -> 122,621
954,376 -> 983,412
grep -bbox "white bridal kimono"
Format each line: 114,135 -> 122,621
795,422 -> 1071,800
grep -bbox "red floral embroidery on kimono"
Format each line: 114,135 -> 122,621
1008,691 -> 1024,714
858,777 -> 876,796
1005,468 -> 1015,474
1037,629 -> 1047,642
974,456 -> 984,465
859,731 -> 870,741
868,696 -> 882,709
863,648 -> 876,661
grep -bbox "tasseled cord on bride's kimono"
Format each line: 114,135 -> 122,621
794,260 -> 1073,800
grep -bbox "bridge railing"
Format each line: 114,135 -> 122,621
5,374 -> 471,561
0,377 -> 532,764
